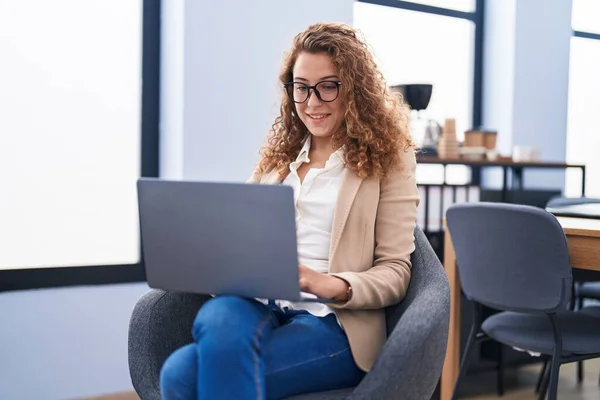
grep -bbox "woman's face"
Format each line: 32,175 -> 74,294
291,52 -> 345,140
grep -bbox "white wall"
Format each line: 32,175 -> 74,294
482,0 -> 573,190
161,0 -> 354,181
0,1 -> 354,400
512,0 -> 572,189
0,283 -> 150,400
482,0 -> 517,158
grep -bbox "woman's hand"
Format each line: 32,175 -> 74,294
299,264 -> 349,302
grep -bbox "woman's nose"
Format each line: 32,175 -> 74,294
306,88 -> 323,107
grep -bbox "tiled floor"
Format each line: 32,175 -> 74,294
86,359 -> 600,400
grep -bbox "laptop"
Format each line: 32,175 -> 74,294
136,178 -> 335,303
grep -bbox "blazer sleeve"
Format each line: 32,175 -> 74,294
246,168 -> 260,183
329,149 -> 420,310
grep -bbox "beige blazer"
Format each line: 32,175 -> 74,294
248,148 -> 420,372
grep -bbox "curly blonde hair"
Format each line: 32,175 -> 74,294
256,22 -> 414,180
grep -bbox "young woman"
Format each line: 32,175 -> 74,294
160,22 -> 419,400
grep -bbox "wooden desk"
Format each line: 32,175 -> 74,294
415,156 -> 587,198
440,217 -> 600,400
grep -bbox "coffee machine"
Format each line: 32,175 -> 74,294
390,84 -> 441,155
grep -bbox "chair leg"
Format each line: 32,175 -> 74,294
538,361 -> 552,400
546,313 -> 563,400
497,342 -> 504,396
535,359 -> 548,394
546,357 -> 562,400
452,302 -> 483,400
575,293 -> 584,384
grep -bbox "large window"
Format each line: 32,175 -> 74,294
354,0 -> 482,187
390,0 -> 475,13
565,0 -> 600,198
571,0 -> 600,35
0,0 -> 159,290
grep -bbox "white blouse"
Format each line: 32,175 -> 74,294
275,136 -> 345,318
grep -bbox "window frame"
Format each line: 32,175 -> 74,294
564,8 -> 600,198
573,30 -> 600,41
357,0 -> 485,129
0,0 -> 160,292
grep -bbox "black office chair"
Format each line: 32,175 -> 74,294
545,196 -> 600,384
447,202 -> 600,400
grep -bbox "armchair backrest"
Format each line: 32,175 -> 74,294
385,226 -> 449,333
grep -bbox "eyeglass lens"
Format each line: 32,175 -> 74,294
288,81 -> 339,103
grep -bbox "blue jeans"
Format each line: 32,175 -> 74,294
160,296 -> 365,400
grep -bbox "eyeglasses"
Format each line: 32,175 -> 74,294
283,80 -> 342,104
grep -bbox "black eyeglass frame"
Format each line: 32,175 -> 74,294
283,80 -> 343,104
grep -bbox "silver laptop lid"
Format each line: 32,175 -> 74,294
137,178 -> 301,300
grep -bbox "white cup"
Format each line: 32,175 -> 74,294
513,146 -> 540,162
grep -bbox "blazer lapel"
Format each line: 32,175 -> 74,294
263,168 -> 286,184
249,168 -> 286,184
329,168 -> 364,265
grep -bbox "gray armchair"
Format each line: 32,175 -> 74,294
128,227 -> 450,400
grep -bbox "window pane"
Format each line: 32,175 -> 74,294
397,0 -> 476,12
354,2 -> 474,184
565,37 -> 600,197
0,0 -> 142,269
572,0 -> 600,34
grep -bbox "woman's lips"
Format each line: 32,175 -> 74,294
307,113 -> 330,124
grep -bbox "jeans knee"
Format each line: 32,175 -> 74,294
194,296 -> 253,333
160,364 -> 182,400
160,344 -> 196,400
192,296 -> 269,350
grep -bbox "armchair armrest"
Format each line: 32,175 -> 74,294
128,289 -> 211,400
